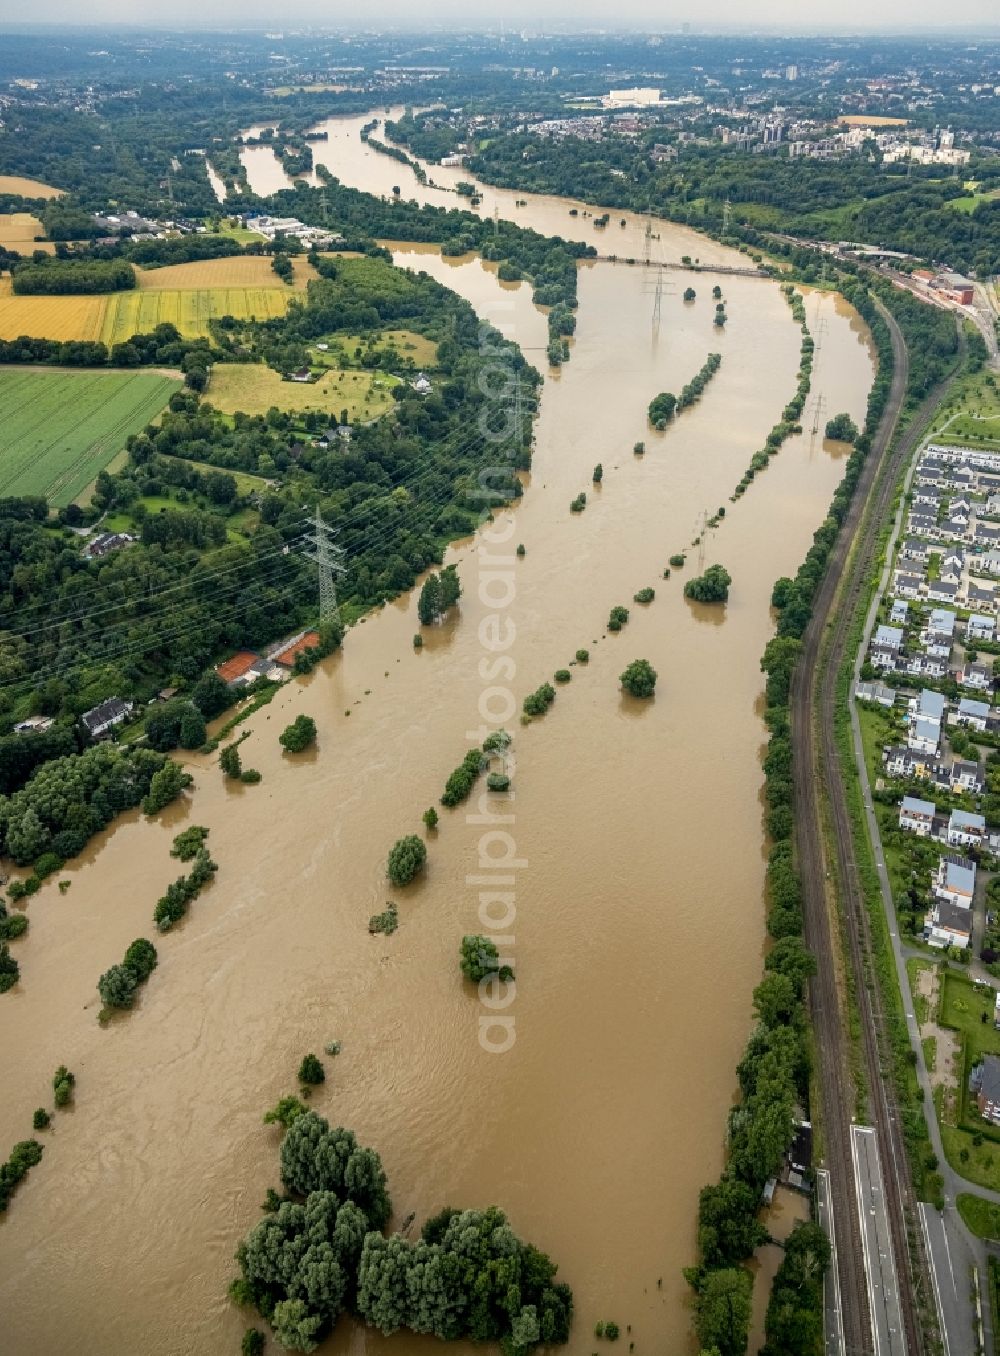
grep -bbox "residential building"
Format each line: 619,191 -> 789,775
969,583 -> 997,612
899,795 -> 935,835
928,898 -> 972,949
81,697 -> 134,739
959,664 -> 993,692
940,553 -> 964,584
871,645 -> 901,671
874,624 -> 904,651
908,513 -> 937,537
975,552 -> 1000,577
935,854 -> 976,905
916,689 -> 946,722
84,531 -> 135,559
951,760 -> 983,794
894,572 -> 924,599
905,653 -> 946,678
948,809 -> 986,848
972,1054 -> 1000,1124
889,600 -> 909,625
927,580 -> 959,605
883,746 -> 944,782
968,613 -> 996,641
908,716 -> 941,753
856,680 -> 896,707
957,697 -> 991,730
927,609 -> 957,638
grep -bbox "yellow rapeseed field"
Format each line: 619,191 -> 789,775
0,175 -> 63,199
0,278 -> 107,342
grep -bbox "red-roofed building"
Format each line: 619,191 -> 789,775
271,630 -> 321,667
216,651 -> 260,684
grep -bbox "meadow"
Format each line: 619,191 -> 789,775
205,362 -> 400,420
948,186 -> 1000,214
0,368 -> 180,505
314,327 -> 439,369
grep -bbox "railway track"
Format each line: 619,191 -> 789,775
793,302 -> 962,1354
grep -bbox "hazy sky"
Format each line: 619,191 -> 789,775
0,0 -> 997,30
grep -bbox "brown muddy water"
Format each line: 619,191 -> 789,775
1,113 -> 874,1356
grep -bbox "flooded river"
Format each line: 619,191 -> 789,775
1,112 -> 875,1356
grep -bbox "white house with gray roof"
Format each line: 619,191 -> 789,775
957,698 -> 991,731
899,796 -> 935,836
947,809 -> 986,848
934,855 -> 976,906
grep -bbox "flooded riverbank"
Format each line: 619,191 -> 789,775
1,112 -> 874,1356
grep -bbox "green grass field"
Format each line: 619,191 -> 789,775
933,971 -> 1000,1192
0,368 -> 180,506
929,371 -> 1000,447
205,362 -> 400,420
958,1193 -> 1000,1240
947,187 -> 1000,214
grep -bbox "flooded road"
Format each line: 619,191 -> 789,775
1,112 -> 874,1356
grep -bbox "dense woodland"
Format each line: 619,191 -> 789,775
11,256 -> 137,295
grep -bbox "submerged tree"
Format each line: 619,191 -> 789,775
387,835 -> 427,887
684,565 -> 732,604
620,659 -> 658,699
460,934 -> 514,983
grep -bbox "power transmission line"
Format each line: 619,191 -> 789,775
302,507 -> 346,623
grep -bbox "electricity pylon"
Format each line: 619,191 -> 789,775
303,508 -> 346,623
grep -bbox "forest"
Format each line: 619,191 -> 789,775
11,257 -> 137,296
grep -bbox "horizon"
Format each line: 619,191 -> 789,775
0,11 -> 999,35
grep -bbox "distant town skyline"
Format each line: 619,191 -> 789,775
0,1 -> 997,32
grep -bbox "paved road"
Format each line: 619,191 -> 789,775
853,1125 -> 907,1356
920,1203 -> 984,1356
817,1167 -> 847,1356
